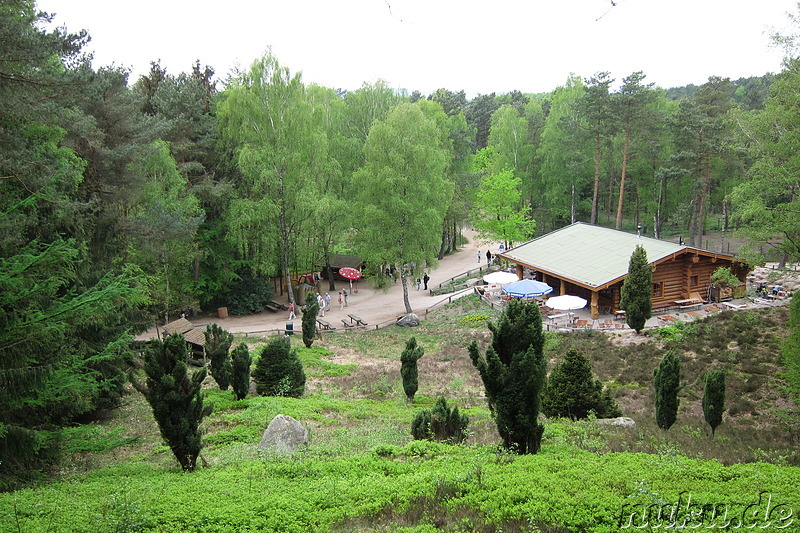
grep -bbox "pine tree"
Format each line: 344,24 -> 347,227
230,343 -> 252,401
411,397 -> 469,444
133,333 -> 212,471
654,351 -> 681,430
542,349 -> 621,420
252,337 -> 305,398
468,298 -> 547,454
302,292 -> 319,349
620,244 -> 652,333
204,324 -> 233,390
400,337 -> 424,402
702,370 -> 726,437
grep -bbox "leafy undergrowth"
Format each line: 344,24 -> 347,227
4,299 -> 800,532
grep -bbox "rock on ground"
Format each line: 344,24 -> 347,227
397,313 -> 421,327
596,417 -> 636,428
257,414 -> 308,454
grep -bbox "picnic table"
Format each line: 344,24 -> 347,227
675,298 -> 703,309
317,318 -> 336,331
348,314 -> 368,327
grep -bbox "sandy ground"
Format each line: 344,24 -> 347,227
138,229 -> 497,339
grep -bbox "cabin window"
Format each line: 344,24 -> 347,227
690,275 -> 698,286
652,282 -> 663,297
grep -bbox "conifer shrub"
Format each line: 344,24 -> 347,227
542,349 -> 621,420
468,298 -> 547,454
230,343 -> 252,401
132,333 -> 212,472
204,324 -> 233,390
654,350 -> 681,430
620,244 -> 652,333
702,369 -> 726,437
301,292 -> 318,349
411,397 -> 469,444
400,337 -> 424,402
252,336 -> 305,398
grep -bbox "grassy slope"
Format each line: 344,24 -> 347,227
2,296 -> 799,532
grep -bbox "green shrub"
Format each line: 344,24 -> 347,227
230,343 -> 252,401
703,369 -> 726,437
252,337 -> 305,398
654,350 -> 681,430
204,324 -> 233,390
220,267 -> 275,316
542,349 -> 622,420
302,292 -> 319,348
411,397 -> 470,444
400,337 -> 424,402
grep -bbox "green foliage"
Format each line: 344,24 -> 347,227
654,351 -> 681,430
709,266 -> 740,289
542,349 -> 621,420
783,292 -> 800,407
400,337 -> 424,402
411,397 -> 469,444
457,313 -> 491,327
204,324 -> 233,390
468,298 -> 546,453
296,346 -> 356,378
702,369 -> 726,437
252,337 -> 306,398
221,267 -> 275,316
302,292 -> 319,348
132,333 -> 212,471
230,343 -> 252,401
472,167 -> 536,247
620,244 -> 652,333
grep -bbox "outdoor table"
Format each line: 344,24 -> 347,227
348,314 -> 368,326
317,318 -> 335,330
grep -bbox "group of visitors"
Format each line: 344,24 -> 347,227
478,248 -> 496,264
289,289 -> 348,319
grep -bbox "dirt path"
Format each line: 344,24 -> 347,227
138,229 -> 498,338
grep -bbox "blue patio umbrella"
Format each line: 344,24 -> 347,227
501,279 -> 553,298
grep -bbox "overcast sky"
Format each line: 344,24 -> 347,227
38,0 -> 797,96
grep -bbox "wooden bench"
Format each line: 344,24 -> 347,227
341,319 -> 354,328
348,314 -> 368,326
722,301 -> 747,310
264,302 -> 280,312
317,318 -> 336,330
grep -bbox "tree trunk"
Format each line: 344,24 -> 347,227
277,172 -> 294,305
615,128 -> 630,229
401,272 -> 412,314
591,133 -> 601,225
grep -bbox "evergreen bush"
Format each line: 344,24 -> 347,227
400,337 -> 424,402
132,333 -> 212,471
542,349 -> 622,420
204,324 -> 233,390
252,336 -> 305,397
220,267 -> 275,316
620,244 -> 652,333
411,397 -> 469,444
702,369 -> 726,437
654,350 -> 681,430
302,292 -> 318,349
468,298 -> 547,454
230,343 -> 252,401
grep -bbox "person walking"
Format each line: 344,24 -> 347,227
317,293 -> 325,317
423,273 -> 430,290
486,250 -> 492,264
478,250 -> 482,263
325,292 -> 331,312
338,291 -> 344,310
288,302 -> 296,320
343,288 -> 348,306
416,277 -> 421,290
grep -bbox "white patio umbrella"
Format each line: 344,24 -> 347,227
482,271 -> 519,285
545,295 -> 588,311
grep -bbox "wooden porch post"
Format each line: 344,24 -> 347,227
560,279 -> 567,296
515,264 -> 523,279
591,291 -> 599,319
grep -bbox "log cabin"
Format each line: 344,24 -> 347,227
497,222 -> 750,319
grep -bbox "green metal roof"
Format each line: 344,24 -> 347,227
499,222 -> 688,289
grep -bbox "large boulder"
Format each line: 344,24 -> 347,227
396,313 -> 421,327
596,416 -> 636,428
257,414 -> 308,454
